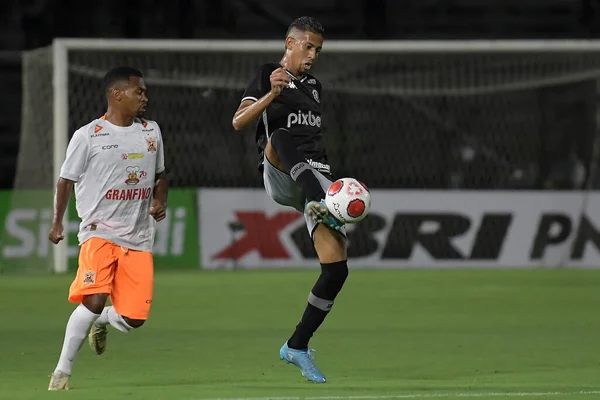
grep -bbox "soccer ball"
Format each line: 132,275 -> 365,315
325,178 -> 371,223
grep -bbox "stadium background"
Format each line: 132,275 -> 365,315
1,2 -> 600,399
3,0 -> 600,191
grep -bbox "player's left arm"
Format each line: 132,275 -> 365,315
151,172 -> 168,222
150,124 -> 168,222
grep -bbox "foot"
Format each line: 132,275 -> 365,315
279,342 -> 326,383
48,370 -> 70,391
88,323 -> 108,355
305,200 -> 344,232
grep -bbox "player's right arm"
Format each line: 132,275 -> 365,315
232,67 -> 290,131
49,129 -> 90,244
49,178 -> 73,244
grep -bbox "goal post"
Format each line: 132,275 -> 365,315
52,40 -> 69,274
10,38 -> 600,274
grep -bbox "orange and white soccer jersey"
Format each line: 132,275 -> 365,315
60,117 -> 165,252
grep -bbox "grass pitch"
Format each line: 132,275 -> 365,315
0,268 -> 599,400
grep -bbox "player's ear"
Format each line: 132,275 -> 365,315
285,36 -> 295,51
112,88 -> 121,102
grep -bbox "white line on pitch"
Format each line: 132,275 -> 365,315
195,390 -> 600,400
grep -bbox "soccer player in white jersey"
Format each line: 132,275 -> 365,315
47,67 -> 168,390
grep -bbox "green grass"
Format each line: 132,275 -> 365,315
1,268 -> 599,400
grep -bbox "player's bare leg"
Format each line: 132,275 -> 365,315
312,224 -> 347,263
49,293 -> 107,390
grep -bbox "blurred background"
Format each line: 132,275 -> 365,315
2,0 -> 600,190
2,0 -> 600,273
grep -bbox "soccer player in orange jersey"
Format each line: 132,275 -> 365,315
47,67 -> 168,390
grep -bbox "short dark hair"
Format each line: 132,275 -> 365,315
286,16 -> 324,37
103,66 -> 143,92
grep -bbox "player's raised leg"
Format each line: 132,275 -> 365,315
269,128 -> 327,203
89,305 -> 136,356
266,132 -> 341,231
49,238 -> 115,390
91,247 -> 154,355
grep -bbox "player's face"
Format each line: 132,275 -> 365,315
290,31 -> 323,74
119,76 -> 148,117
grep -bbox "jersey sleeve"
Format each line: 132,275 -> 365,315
59,129 -> 90,182
155,123 -> 165,174
240,64 -> 274,103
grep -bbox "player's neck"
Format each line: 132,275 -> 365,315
279,57 -> 301,79
104,108 -> 135,127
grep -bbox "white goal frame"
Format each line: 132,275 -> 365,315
50,38 -> 600,273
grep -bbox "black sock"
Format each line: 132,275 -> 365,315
270,129 -> 325,202
287,304 -> 327,350
287,260 -> 349,350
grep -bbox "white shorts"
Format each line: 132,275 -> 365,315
262,158 -> 347,238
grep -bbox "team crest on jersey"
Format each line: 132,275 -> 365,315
125,166 -> 140,185
312,89 -> 320,103
83,271 -> 95,285
146,137 -> 157,153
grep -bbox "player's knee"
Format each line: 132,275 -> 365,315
122,316 -> 145,329
265,137 -> 285,172
82,294 -> 109,314
311,260 -> 348,306
269,128 -> 292,151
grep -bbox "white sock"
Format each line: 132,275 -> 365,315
95,306 -> 133,333
95,306 -> 111,326
54,304 -> 100,375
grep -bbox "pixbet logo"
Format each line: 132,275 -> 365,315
287,111 -> 321,128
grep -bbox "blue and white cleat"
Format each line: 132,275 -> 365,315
279,342 -> 326,383
304,200 -> 344,232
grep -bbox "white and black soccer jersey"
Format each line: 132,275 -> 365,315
240,62 -> 330,176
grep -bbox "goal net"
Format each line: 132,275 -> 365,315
5,39 -> 600,273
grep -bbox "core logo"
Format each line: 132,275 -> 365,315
287,111 -> 321,128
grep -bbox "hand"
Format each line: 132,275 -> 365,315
269,67 -> 290,96
48,223 -> 65,244
150,199 -> 167,222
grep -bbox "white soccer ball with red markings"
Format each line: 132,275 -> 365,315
325,178 -> 371,223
